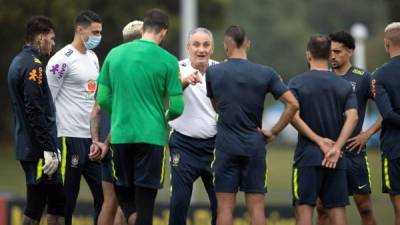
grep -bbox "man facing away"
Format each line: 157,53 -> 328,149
206,25 -> 299,225
289,35 -> 359,225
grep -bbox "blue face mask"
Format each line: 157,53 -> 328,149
84,35 -> 101,50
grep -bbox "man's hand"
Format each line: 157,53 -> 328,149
322,147 -> 341,169
316,137 -> 335,155
43,151 -> 59,175
346,131 -> 370,153
258,128 -> 277,143
89,141 -> 110,161
182,70 -> 202,87
89,143 -> 101,161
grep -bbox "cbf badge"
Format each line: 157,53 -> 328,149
171,153 -> 180,167
71,155 -> 79,168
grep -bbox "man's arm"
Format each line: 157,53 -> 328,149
24,62 -> 59,175
374,81 -> 400,126
291,112 -> 335,153
347,116 -> 382,152
97,84 -> 112,114
261,91 -> 298,142
323,108 -> 358,168
166,94 -> 184,121
46,56 -> 68,102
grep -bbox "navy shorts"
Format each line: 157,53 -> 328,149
101,147 -> 115,183
20,160 -> 62,185
112,143 -> 166,189
214,150 -> 268,193
346,154 -> 372,195
292,166 -> 349,208
382,157 -> 400,194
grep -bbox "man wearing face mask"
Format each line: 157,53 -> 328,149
46,10 -> 103,225
168,27 -> 218,225
8,16 -> 65,225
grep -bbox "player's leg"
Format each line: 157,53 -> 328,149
98,181 -> 118,225
20,161 -> 47,225
214,150 -> 240,225
295,204 -> 314,225
316,198 -> 329,225
320,168 -> 349,225
134,143 -> 165,225
81,138 -> 104,224
390,195 -> 400,225
353,193 -> 376,225
168,153 -> 196,225
200,171 -> 217,225
114,207 -> 129,225
110,143 -> 136,224
292,166 -> 320,225
60,137 -> 84,225
46,182 -> 66,225
382,157 -> 400,225
354,155 -> 376,225
241,155 -> 268,225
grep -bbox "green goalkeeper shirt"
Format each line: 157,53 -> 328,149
97,39 -> 183,146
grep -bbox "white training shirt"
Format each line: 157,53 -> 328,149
168,58 -> 218,139
46,44 -> 99,138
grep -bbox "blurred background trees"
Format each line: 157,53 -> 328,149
0,0 -> 397,145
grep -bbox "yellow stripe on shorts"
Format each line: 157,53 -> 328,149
36,159 -> 43,180
384,158 -> 391,190
365,156 -> 372,188
160,146 -> 166,184
293,167 -> 299,200
264,156 -> 268,188
61,137 -> 67,184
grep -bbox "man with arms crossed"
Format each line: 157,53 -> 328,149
168,27 -> 218,225
46,10 -> 104,225
206,25 -> 299,225
316,31 -> 380,225
372,22 -> 400,225
97,9 -> 184,225
289,35 -> 359,225
8,16 -> 65,225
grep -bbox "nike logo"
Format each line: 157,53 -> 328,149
358,184 -> 368,189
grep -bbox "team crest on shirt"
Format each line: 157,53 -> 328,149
50,63 -> 67,79
71,155 -> 79,168
171,153 -> 180,167
350,81 -> 356,91
83,80 -> 97,100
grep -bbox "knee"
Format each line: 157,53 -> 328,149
357,201 -> 373,217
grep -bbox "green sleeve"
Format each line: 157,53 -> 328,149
166,58 -> 183,96
97,56 -> 112,113
166,94 -> 184,121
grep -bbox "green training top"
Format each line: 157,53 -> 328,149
97,39 -> 183,146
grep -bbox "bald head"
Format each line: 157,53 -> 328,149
384,22 -> 400,46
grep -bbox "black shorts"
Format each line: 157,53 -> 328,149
112,143 -> 166,189
292,166 -> 349,208
214,150 -> 268,193
20,160 -> 62,185
382,157 -> 400,194
346,154 -> 372,195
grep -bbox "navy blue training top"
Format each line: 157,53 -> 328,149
288,70 -> 358,168
372,56 -> 400,160
206,58 -> 288,157
341,67 -> 373,157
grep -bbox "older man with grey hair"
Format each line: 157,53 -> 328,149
168,27 -> 218,225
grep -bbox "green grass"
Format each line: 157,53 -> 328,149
0,144 -> 394,224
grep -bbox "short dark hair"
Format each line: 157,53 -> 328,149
25,16 -> 55,43
329,31 -> 355,50
75,10 -> 102,27
307,35 -> 331,60
142,8 -> 169,33
224,25 -> 246,48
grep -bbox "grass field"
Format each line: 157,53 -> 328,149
0,144 -> 394,224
